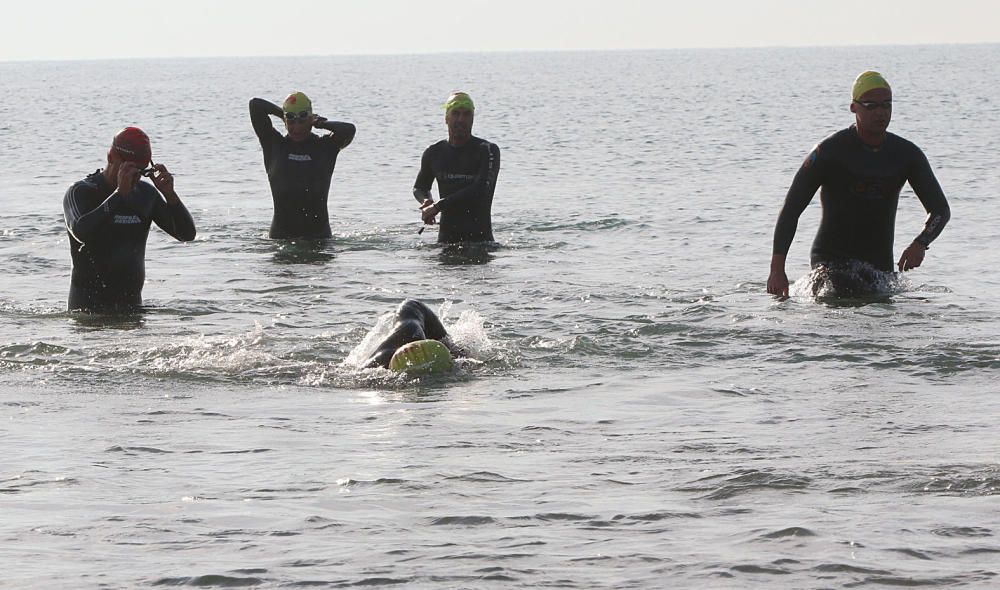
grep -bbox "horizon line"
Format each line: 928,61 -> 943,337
2,40 -> 997,64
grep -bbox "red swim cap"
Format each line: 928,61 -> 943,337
111,127 -> 152,167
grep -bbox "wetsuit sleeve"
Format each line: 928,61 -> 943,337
316,120 -> 356,150
906,148 -> 951,247
412,147 -> 435,203
249,98 -> 282,149
435,142 -> 501,213
63,183 -> 125,245
772,147 -> 825,256
151,196 -> 197,242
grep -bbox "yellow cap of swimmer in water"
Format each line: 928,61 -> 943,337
852,71 -> 891,101
388,339 -> 454,374
443,91 -> 475,113
282,91 -> 313,114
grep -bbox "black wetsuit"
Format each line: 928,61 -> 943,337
414,136 -> 500,243
773,126 -> 950,272
249,98 -> 356,239
364,299 -> 450,369
63,171 -> 196,312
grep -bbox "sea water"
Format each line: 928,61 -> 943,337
1,45 -> 999,588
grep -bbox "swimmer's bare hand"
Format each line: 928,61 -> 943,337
898,241 -> 926,272
767,271 -> 789,297
767,254 -> 789,297
148,163 -> 179,203
420,201 -> 439,225
115,162 -> 141,196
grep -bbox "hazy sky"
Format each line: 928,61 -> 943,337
2,0 -> 997,61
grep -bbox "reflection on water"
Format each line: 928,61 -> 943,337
436,242 -> 498,266
270,239 -> 337,265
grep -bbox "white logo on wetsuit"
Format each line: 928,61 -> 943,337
444,173 -> 475,181
114,214 -> 142,224
288,154 -> 312,162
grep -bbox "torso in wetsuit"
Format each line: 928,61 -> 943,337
250,99 -> 356,239
773,126 -> 950,271
63,171 -> 197,312
414,136 -> 501,243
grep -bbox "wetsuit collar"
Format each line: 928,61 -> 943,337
852,124 -> 885,150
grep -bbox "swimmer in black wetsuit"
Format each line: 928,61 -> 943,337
767,71 -> 951,297
414,92 -> 501,243
249,92 -> 356,239
364,299 -> 461,369
63,127 -> 197,313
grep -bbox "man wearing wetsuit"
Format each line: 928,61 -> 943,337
414,92 -> 501,243
249,92 -> 356,239
63,127 -> 197,312
767,71 -> 951,297
364,299 -> 460,369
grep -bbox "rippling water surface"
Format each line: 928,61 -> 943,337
2,46 -> 999,588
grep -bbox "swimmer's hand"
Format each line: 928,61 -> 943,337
767,254 -> 790,297
420,199 -> 439,225
115,161 -> 142,196
898,241 -> 926,272
147,163 -> 179,204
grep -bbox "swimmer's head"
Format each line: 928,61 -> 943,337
443,91 -> 475,145
443,91 -> 475,114
388,339 -> 454,375
282,91 -> 313,116
852,71 -> 891,101
110,126 -> 152,168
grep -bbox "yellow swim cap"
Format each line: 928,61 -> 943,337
852,71 -> 891,101
388,339 -> 454,374
282,91 -> 312,114
443,91 -> 475,113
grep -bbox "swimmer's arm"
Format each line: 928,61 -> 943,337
63,184 -> 123,245
440,335 -> 468,359
249,98 -> 282,144
413,148 -> 435,204
151,194 -> 197,242
897,150 -> 950,271
314,118 -> 356,149
768,155 -> 823,295
435,142 -> 500,214
907,149 -> 951,248
153,199 -> 198,242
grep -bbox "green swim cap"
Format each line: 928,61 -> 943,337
852,71 -> 891,101
388,339 -> 454,374
443,91 -> 475,113
282,91 -> 312,114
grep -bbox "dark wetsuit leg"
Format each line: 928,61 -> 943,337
364,299 -> 448,369
68,284 -> 142,314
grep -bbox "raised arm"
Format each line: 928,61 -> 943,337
314,117 -> 356,150
249,97 -> 282,145
147,163 -> 196,242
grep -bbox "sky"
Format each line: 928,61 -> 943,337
1,0 -> 998,61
